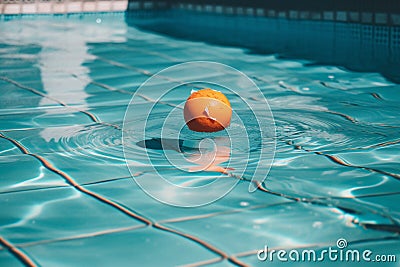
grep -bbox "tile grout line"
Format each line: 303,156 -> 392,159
0,133 -> 248,267
347,138 -> 400,151
277,79 -> 359,123
97,43 -> 181,62
0,75 -> 126,134
0,236 -> 37,267
212,165 -> 400,230
16,202 -> 284,248
2,175 -> 400,199
0,132 -> 152,225
0,128 -> 121,157
254,180 -> 400,230
17,225 -> 147,249
157,202 -> 295,224
1,72 -> 180,130
95,56 -> 204,90
0,76 -> 100,124
285,140 -> 400,181
14,204 -> 287,251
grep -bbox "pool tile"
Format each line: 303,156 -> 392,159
81,62 -> 135,81
349,194 -> 400,220
0,80 -> 45,111
88,103 -> 130,123
0,107 -> 96,131
268,144 -> 400,198
86,178 -> 292,222
43,149 -> 130,184
23,227 -> 217,267
83,83 -> 132,102
0,187 -> 144,245
268,167 -> 400,199
332,145 -> 400,176
163,202 -> 394,255
0,138 -> 20,156
3,124 -> 121,154
0,154 -> 67,193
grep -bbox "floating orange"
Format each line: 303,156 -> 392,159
183,88 -> 232,132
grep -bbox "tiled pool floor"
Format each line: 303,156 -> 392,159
0,13 -> 399,266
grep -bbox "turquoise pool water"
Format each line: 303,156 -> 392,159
0,12 -> 399,266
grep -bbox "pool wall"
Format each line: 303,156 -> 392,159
0,0 -> 128,14
127,0 -> 400,25
125,2 -> 400,83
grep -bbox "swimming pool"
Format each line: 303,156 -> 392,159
0,11 -> 399,266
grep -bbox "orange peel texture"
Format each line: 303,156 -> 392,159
183,88 -> 232,132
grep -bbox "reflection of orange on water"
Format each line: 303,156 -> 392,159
183,88 -> 232,132
187,145 -> 234,174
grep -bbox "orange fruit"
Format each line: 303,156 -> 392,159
183,88 -> 232,132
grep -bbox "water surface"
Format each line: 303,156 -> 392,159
0,13 -> 399,266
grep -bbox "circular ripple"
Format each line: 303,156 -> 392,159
123,61 -> 275,207
274,110 -> 392,153
42,124 -> 123,161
